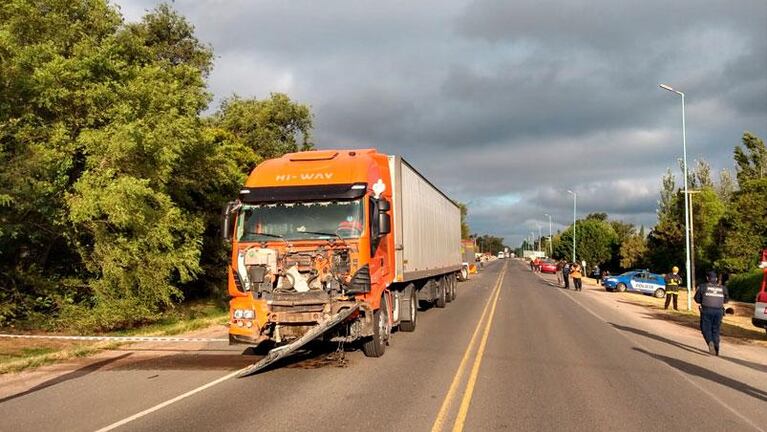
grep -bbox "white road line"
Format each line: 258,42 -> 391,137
93,368 -> 245,432
556,286 -> 765,432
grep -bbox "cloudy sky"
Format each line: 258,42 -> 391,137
116,0 -> 766,247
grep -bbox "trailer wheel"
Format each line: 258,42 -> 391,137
459,267 -> 469,281
446,276 -> 454,304
362,295 -> 389,357
435,279 -> 447,309
450,276 -> 457,301
399,285 -> 417,332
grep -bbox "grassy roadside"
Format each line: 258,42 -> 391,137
0,302 -> 229,375
578,278 -> 767,347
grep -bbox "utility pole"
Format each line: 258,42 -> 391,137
567,190 -> 577,261
544,213 -> 553,257
660,83 -> 692,311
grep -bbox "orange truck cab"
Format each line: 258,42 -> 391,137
222,149 -> 462,358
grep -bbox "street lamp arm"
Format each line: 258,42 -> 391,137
659,83 -> 684,96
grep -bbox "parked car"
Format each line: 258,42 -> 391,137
540,259 -> 558,274
603,270 -> 666,298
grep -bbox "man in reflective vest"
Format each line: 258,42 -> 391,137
664,266 -> 682,310
694,271 -> 729,356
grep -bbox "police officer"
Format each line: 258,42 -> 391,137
664,266 -> 682,310
694,271 -> 729,356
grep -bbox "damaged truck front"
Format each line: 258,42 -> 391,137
223,149 -> 461,367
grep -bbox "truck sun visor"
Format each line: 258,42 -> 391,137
239,183 -> 367,203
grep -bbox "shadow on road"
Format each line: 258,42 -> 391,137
609,322 -> 708,356
109,341 -> 352,375
0,353 -> 133,404
610,319 -> 767,374
632,347 -> 767,403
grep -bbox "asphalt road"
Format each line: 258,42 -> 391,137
1,260 -> 766,432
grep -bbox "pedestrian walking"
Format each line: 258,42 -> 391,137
562,261 -> 571,289
664,266 -> 683,310
592,265 -> 601,285
694,271 -> 729,356
570,262 -> 583,291
529,259 -> 535,272
556,259 -> 564,286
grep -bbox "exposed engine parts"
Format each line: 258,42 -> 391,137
236,245 -> 356,298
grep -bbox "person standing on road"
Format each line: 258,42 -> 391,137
664,266 -> 683,310
592,265 -> 601,285
562,261 -> 571,289
694,271 -> 729,356
570,262 -> 583,291
556,259 -> 564,286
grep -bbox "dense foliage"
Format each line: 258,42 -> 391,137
0,1 -> 313,328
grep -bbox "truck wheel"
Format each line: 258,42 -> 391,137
616,283 -> 627,292
446,277 -> 454,303
435,279 -> 447,308
399,286 -> 417,332
654,288 -> 665,299
362,295 -> 389,357
459,267 -> 469,281
449,276 -> 457,301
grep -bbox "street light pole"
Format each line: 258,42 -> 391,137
567,190 -> 576,262
544,213 -> 553,257
538,224 -> 542,253
660,83 -> 692,311
684,190 -> 701,295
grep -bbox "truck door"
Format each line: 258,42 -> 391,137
368,197 -> 391,292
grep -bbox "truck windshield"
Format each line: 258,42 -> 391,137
237,200 -> 364,241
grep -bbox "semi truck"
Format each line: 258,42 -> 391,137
222,149 -> 462,375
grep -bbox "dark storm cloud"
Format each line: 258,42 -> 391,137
116,0 -> 767,246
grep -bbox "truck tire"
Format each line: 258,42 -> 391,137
435,279 -> 447,309
362,295 -> 389,357
459,266 -> 469,281
399,285 -> 417,332
446,276 -> 454,303
616,282 -> 627,292
450,276 -> 457,301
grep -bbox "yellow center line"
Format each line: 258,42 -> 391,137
451,268 -> 505,432
431,263 -> 507,432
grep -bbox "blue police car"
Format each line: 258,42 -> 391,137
603,270 -> 667,298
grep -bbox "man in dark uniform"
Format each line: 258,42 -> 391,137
562,261 -> 571,289
664,266 -> 682,310
694,271 -> 729,356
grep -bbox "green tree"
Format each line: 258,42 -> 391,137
717,132 -> 767,273
620,234 -> 648,269
457,202 -> 470,240
647,169 -> 685,272
733,131 -> 766,184
555,219 -> 618,266
211,94 -> 313,164
0,1 -> 316,328
476,234 -> 505,255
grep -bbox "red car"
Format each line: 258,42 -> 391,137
540,259 -> 558,274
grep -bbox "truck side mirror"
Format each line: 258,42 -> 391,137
378,213 -> 391,235
222,201 -> 238,241
377,198 -> 390,212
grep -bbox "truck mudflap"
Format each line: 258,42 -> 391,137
236,304 -> 360,378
